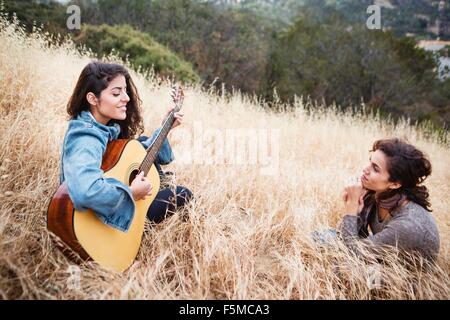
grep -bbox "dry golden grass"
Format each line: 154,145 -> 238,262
0,14 -> 449,300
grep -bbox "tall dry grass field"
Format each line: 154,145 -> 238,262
0,15 -> 449,299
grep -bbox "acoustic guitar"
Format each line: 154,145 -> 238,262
47,85 -> 184,272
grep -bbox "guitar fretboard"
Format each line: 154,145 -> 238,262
139,86 -> 183,175
140,111 -> 176,175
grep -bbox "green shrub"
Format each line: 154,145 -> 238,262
73,23 -> 200,83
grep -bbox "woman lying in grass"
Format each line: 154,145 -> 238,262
340,138 -> 440,262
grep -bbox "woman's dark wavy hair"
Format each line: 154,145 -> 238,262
371,138 -> 433,212
67,61 -> 144,138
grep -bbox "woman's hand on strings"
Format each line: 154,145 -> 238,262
162,107 -> 184,129
130,171 -> 153,201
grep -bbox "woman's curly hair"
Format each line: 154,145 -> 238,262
372,138 -> 433,212
67,61 -> 144,138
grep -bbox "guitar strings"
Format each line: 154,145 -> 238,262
139,100 -> 181,175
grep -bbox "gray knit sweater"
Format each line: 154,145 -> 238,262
340,201 -> 440,261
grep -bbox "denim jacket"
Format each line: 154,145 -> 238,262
59,110 -> 174,232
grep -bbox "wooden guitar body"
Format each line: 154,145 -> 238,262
47,139 -> 160,272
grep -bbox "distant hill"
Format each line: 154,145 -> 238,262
215,0 -> 446,39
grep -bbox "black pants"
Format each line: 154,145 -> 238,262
136,135 -> 193,223
147,185 -> 193,223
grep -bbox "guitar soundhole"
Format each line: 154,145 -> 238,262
128,169 -> 140,186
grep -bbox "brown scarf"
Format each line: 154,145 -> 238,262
377,192 -> 408,211
358,191 -> 408,235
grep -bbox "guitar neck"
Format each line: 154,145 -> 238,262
139,111 -> 176,175
139,85 -> 183,175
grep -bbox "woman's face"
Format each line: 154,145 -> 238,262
88,74 -> 130,125
361,150 -> 400,193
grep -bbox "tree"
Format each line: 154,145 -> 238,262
74,0 -> 274,93
264,11 -> 439,123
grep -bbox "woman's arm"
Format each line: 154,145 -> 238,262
63,126 -> 135,232
139,130 -> 174,165
340,214 -> 415,257
339,182 -> 370,253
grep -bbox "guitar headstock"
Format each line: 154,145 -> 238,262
171,84 -> 184,112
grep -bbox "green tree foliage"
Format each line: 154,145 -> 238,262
3,1 -> 199,83
3,0 -> 450,127
264,11 -> 448,125
73,24 -> 200,83
75,0 -> 274,93
3,0 -> 67,35
334,0 -> 440,39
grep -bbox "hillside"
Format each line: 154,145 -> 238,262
1,14 -> 449,299
4,0 -> 450,129
3,0 -> 200,84
222,0 -> 444,39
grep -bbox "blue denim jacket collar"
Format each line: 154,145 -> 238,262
78,110 -> 121,141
